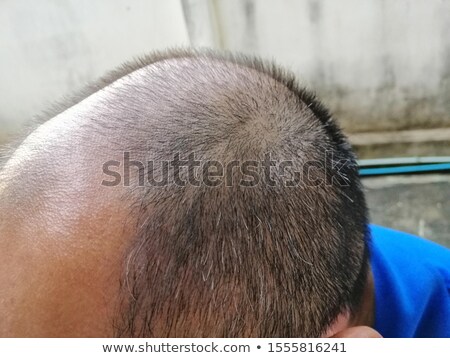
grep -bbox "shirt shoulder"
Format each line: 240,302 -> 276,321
369,224 -> 450,337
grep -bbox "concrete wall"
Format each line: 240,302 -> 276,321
183,0 -> 450,133
0,0 -> 189,143
1,0 -> 449,143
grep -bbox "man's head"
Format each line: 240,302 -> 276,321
0,49 -> 370,337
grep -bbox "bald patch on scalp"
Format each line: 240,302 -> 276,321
0,54 -> 178,337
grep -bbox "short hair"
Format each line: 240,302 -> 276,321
108,49 -> 369,337
1,49 -> 369,337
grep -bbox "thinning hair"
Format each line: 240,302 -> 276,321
1,49 -> 369,337
103,49 -> 369,337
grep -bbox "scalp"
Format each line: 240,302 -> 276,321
0,49 -> 368,337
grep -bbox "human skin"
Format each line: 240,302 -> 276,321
0,59 -> 381,338
0,85 -> 138,337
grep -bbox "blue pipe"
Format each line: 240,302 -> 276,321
359,163 -> 450,176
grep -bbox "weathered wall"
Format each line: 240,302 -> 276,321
183,0 -> 450,133
0,0 -> 189,143
1,0 -> 449,143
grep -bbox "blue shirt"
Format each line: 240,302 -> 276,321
369,225 -> 450,337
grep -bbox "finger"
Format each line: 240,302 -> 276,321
331,326 -> 383,338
